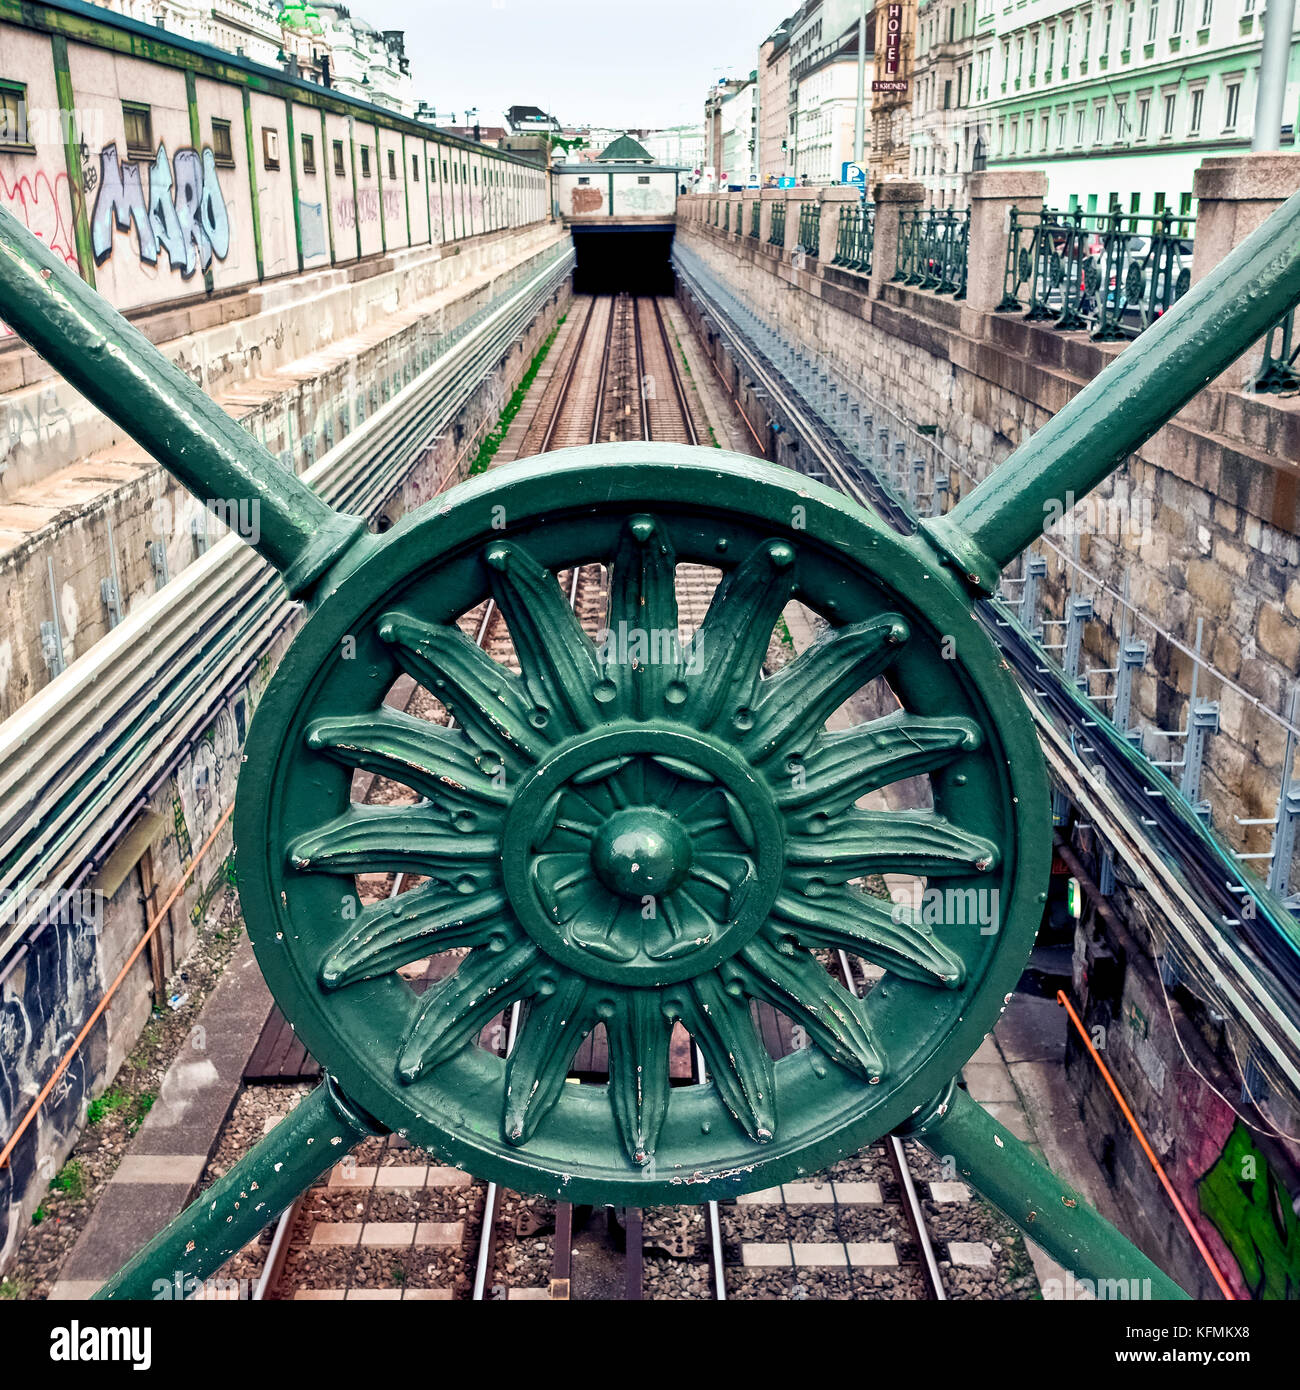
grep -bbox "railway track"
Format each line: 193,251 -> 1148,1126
247,293 -> 975,1301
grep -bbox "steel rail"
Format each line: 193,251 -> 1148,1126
633,298 -> 653,441
537,296 -> 599,453
832,949 -> 946,1299
673,249 -> 1300,1097
651,297 -> 700,447
0,243 -> 574,968
471,314 -> 608,1300
589,295 -> 617,444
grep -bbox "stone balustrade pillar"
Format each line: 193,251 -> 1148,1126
759,187 -> 782,246
818,185 -> 860,269
1192,153 -> 1300,390
964,169 -> 1047,319
783,188 -> 804,257
868,180 -> 926,300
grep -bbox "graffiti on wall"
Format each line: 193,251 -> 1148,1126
1197,1120 -> 1300,1300
90,142 -> 230,278
0,911 -> 102,1265
570,185 -> 603,215
0,167 -> 79,271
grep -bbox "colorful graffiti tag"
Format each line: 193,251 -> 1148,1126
1197,1120 -> 1300,1300
90,142 -> 230,278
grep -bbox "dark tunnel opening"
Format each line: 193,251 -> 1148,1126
570,225 -> 676,296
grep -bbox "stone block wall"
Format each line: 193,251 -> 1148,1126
676,195 -> 1300,877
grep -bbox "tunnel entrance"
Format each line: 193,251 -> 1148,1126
570,224 -> 676,296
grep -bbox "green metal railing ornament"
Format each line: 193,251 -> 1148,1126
4,188 -> 1300,1302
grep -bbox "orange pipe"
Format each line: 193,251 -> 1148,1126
1056,988 -> 1237,1299
0,802 -> 234,1170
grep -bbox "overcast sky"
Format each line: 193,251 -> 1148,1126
355,0 -> 795,130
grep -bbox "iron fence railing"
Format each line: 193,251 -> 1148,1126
832,204 -> 875,274
999,207 -> 1194,341
1252,309 -> 1300,393
892,208 -> 969,297
750,200 -> 761,239
797,201 -> 820,258
769,201 -> 786,246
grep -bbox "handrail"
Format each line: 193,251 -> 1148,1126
1057,990 -> 1237,1299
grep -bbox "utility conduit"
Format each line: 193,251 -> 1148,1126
1056,989 -> 1237,1299
0,802 -> 234,1171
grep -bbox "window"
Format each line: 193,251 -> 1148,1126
1115,98 -> 1127,135
301,132 -> 316,174
944,79 -> 952,108
1047,24 -> 1056,69
1058,109 -> 1068,143
1075,105 -> 1086,143
1172,0 -> 1185,28
1199,0 -> 1212,24
1009,115 -> 1019,150
637,174 -> 650,184
210,117 -> 234,167
577,175 -> 590,185
1163,91 -> 1177,134
1224,79 -> 1240,129
1124,0 -> 1135,49
1103,4 -> 1113,50
1082,11 -> 1092,57
333,139 -> 345,176
1095,102 -> 1106,140
1189,86 -> 1204,132
360,144 -> 371,178
1147,1 -> 1159,40
1040,113 -> 1050,148
412,153 -> 419,180
1138,95 -> 1151,137
0,82 -> 27,148
261,126 -> 279,170
122,101 -> 153,158
1063,19 -> 1073,63
387,149 -> 396,180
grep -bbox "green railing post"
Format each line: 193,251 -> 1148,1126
94,1079 -> 383,1300
0,206 -> 367,598
903,1083 -> 1189,1298
925,187 -> 1300,592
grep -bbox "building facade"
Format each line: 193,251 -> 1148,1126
910,0 -> 982,204
721,75 -> 759,186
640,125 -> 707,171
977,0 -> 1300,214
789,0 -> 876,183
759,18 -> 795,182
871,0 -> 920,178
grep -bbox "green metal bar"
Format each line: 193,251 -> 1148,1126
284,97 -> 304,273
319,107 -> 336,265
374,122 -> 388,249
50,34 -> 94,288
0,205 -> 366,597
241,88 -> 265,283
94,1079 -> 382,1301
926,188 -> 1300,593
185,69 -> 215,294
904,1083 -> 1189,1299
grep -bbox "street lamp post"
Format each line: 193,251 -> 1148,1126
854,0 -> 869,166
1252,0 -> 1296,151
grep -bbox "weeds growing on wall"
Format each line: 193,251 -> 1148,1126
469,314 -> 567,476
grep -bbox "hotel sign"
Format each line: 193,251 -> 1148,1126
872,3 -> 908,92
883,3 -> 903,72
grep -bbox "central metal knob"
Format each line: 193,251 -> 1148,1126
590,808 -> 692,899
